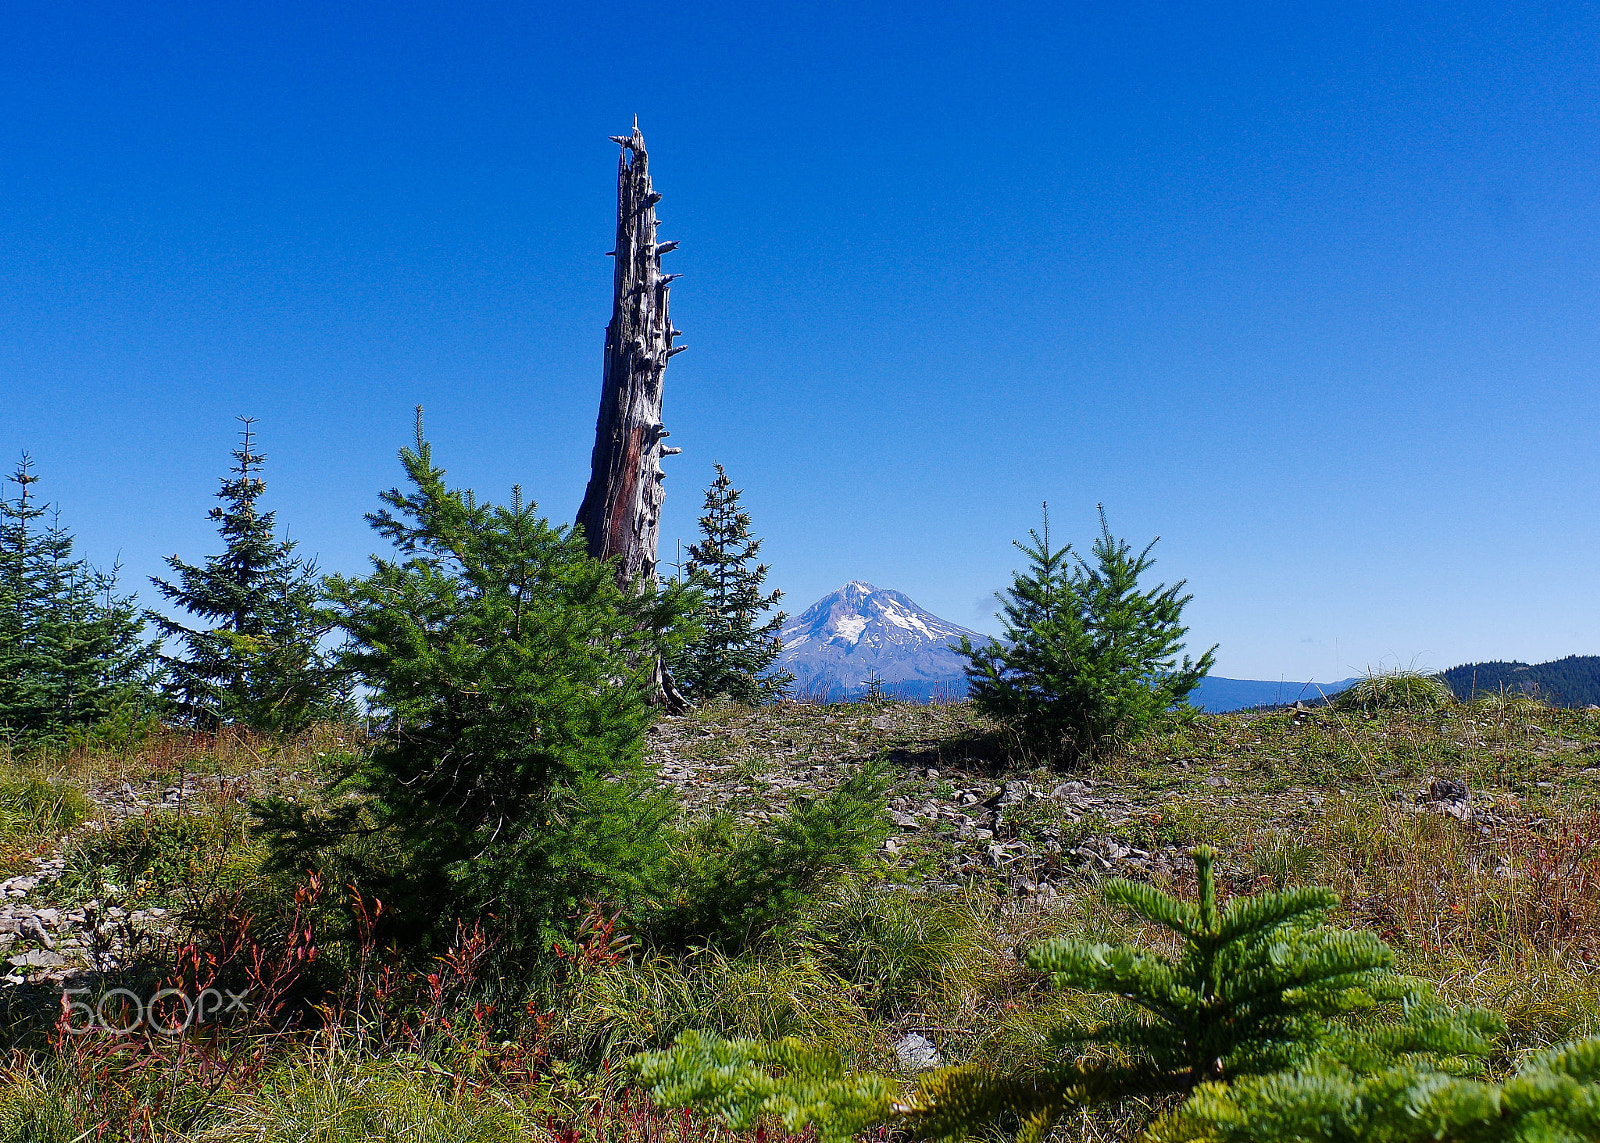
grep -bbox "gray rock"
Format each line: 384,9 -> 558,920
8,949 -> 67,968
20,915 -> 54,949
894,1032 -> 942,1070
994,781 -> 1031,806
1423,778 -> 1469,804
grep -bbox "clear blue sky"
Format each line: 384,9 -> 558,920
3,2 -> 1597,682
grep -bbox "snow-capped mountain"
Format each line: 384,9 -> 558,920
775,581 -> 990,702
773,581 -> 1357,711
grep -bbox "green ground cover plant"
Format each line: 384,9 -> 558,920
0,769 -> 91,868
58,802 -> 261,912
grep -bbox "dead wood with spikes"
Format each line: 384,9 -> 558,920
576,124 -> 688,708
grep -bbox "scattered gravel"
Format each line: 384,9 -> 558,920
0,772 -> 255,985
649,706 -> 1224,898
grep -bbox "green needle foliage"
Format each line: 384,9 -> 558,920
149,419 -> 347,732
0,455 -> 154,741
266,413 -> 699,957
647,761 -> 891,950
670,464 -> 792,705
1150,1037 -> 1600,1143
635,1032 -> 900,1143
1018,846 -> 1412,1091
634,846 -> 1508,1143
958,505 -> 1215,766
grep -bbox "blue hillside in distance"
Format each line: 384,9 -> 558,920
1186,676 -> 1357,713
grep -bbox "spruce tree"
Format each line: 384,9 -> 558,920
959,505 -> 1215,766
267,415 -> 698,955
0,455 -> 152,740
149,419 -> 345,733
672,464 -> 791,704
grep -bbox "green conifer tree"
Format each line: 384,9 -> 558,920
0,456 -> 153,740
148,419 -> 345,732
672,464 -> 791,704
265,414 -> 699,955
958,505 -> 1215,766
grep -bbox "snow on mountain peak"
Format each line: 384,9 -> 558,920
774,582 -> 991,701
830,614 -> 869,644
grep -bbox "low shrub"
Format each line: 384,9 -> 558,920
644,763 -> 891,951
1332,671 -> 1456,715
59,804 -> 259,913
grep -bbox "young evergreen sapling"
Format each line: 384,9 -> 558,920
149,419 -> 346,732
267,413 -> 699,955
634,846 -> 1519,1143
672,464 -> 792,704
958,505 -> 1215,766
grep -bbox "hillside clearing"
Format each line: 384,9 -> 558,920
1,698 -> 1599,1140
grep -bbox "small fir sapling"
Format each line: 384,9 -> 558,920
633,846 -> 1544,1143
671,464 -> 793,704
858,669 -> 889,704
958,505 -> 1215,766
265,412 -> 698,955
149,418 -> 347,732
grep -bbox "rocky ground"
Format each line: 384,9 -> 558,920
647,701 -> 1562,901
6,698 -> 1597,988
0,773 -> 251,986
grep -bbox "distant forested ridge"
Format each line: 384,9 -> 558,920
1438,655 -> 1600,707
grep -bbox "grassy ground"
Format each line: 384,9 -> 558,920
1,694 -> 1598,1141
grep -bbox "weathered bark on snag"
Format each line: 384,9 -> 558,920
576,122 -> 687,709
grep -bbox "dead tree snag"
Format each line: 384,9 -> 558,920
576,121 -> 687,708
